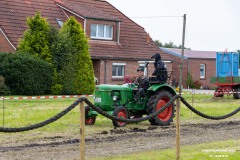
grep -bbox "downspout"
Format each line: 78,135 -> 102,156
104,59 -> 107,84
116,21 -> 120,43
84,18 -> 86,33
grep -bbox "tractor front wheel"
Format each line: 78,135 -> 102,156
112,106 -> 129,127
85,106 -> 96,125
147,91 -> 175,126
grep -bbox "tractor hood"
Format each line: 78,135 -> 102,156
95,83 -> 135,92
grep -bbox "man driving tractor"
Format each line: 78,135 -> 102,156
134,68 -> 149,101
133,53 -> 168,101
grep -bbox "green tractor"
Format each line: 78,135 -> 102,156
85,66 -> 176,127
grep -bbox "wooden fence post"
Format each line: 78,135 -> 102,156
80,101 -> 85,160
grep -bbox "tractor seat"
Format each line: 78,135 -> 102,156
149,69 -> 168,85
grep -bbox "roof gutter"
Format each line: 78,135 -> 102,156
0,27 -> 16,51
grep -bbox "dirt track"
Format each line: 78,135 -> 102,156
0,120 -> 240,160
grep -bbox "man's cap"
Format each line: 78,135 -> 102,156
137,68 -> 144,72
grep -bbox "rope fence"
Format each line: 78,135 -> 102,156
0,94 -> 239,160
0,90 -> 239,101
0,95 -> 239,133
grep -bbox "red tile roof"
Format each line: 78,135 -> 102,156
55,0 -> 119,21
0,0 -> 172,61
0,0 -> 67,48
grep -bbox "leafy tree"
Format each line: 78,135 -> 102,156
17,12 -> 52,63
49,26 -> 59,52
154,40 -> 163,47
56,17 -> 95,94
154,40 -> 190,49
186,72 -> 194,89
163,41 -> 178,48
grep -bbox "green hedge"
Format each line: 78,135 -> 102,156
0,53 -> 53,95
0,52 -> 9,63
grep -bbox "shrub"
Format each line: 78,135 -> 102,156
123,76 -> 137,84
0,76 -> 11,95
186,72 -> 194,89
0,53 -> 53,95
0,52 -> 9,62
193,80 -> 202,89
17,12 -> 52,63
51,84 -> 63,95
56,17 -> 95,95
0,53 -> 12,95
51,69 -> 63,95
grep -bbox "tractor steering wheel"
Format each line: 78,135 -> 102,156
128,83 -> 135,88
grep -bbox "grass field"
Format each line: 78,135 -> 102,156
0,94 -> 239,159
90,140 -> 240,160
0,94 -> 239,131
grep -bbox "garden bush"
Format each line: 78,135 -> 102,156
54,17 -> 95,95
193,80 -> 202,89
0,76 -> 11,95
0,53 -> 53,95
186,72 -> 194,89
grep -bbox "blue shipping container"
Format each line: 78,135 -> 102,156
216,52 -> 239,77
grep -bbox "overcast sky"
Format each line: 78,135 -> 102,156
106,0 -> 240,52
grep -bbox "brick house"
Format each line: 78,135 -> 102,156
0,0 -> 174,84
160,48 -> 216,88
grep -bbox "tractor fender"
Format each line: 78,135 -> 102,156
147,84 -> 177,96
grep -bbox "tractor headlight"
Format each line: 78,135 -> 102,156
113,96 -> 118,101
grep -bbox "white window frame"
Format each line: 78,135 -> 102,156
56,19 -> 63,27
200,64 -> 206,79
90,24 -> 113,40
112,63 -> 126,78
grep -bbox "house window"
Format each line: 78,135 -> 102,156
56,19 -> 63,27
112,63 -> 125,78
200,64 -> 206,79
91,24 -> 113,40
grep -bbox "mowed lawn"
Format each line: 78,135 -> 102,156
0,94 -> 239,159
90,140 -> 240,160
0,94 -> 239,132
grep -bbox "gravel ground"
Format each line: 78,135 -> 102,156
0,120 -> 240,160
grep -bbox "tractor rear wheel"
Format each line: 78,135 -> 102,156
233,87 -> 240,99
112,106 -> 129,127
147,91 -> 175,126
85,106 -> 96,125
148,118 -> 157,125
